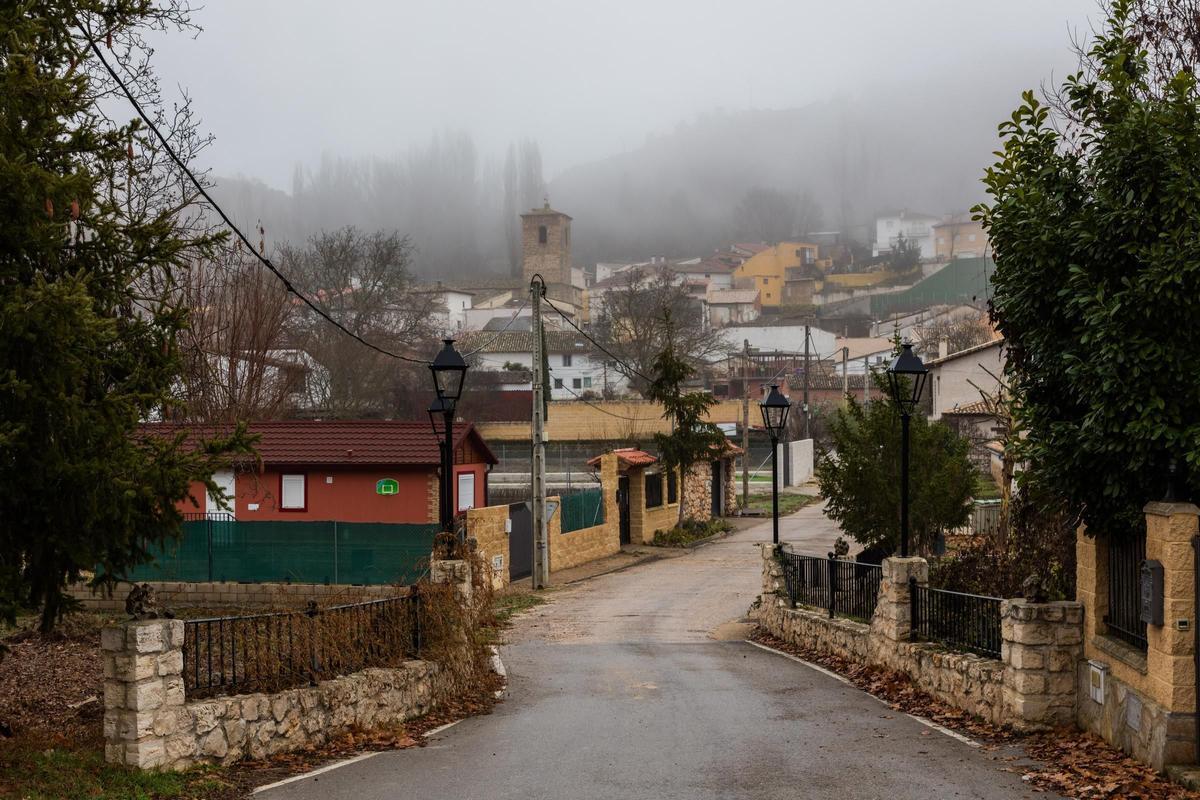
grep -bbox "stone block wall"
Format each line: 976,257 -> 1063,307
549,455 -> 620,570
758,544 -> 1083,731
1075,502 -> 1200,770
682,462 -> 713,523
466,503 -> 510,588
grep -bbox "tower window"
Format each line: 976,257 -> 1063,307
538,225 -> 548,244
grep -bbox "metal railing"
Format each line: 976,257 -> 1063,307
910,581 -> 1001,659
779,548 -> 883,622
183,594 -> 421,699
1104,532 -> 1148,651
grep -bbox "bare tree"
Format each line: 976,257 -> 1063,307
732,187 -> 797,243
177,235 -> 298,422
280,228 -> 440,417
591,266 -> 727,397
911,311 -> 993,359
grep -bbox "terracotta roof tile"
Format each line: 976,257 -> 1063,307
141,420 -> 497,466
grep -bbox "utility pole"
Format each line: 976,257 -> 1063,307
802,324 -> 811,439
530,276 -> 549,589
842,346 -> 849,406
741,338 -> 750,508
863,356 -> 871,403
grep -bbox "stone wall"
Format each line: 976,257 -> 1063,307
73,581 -> 407,612
466,503 -> 509,588
1075,502 -> 1200,770
682,462 -> 713,523
102,618 -> 438,770
628,464 -> 681,545
758,545 -> 1082,730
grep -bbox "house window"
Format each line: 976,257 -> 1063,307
573,378 -> 582,389
538,225 -> 548,244
554,378 -> 563,389
761,277 -> 768,285
645,473 -> 664,508
583,377 -> 592,388
280,474 -> 306,511
562,354 -> 573,367
457,472 -> 476,512
667,471 -> 678,504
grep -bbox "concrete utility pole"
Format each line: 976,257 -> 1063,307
741,338 -> 750,507
802,324 -> 811,439
842,346 -> 849,406
530,276 -> 549,589
863,356 -> 871,403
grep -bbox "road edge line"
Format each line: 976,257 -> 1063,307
743,639 -> 981,749
251,752 -> 380,794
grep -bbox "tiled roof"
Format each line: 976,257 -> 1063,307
707,289 -> 759,305
456,330 -> 593,355
141,420 -> 497,466
587,448 -> 657,468
942,399 -> 992,416
924,336 -> 1005,367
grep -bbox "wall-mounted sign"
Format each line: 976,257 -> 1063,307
376,478 -> 399,496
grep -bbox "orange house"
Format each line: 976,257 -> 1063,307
148,420 -> 497,524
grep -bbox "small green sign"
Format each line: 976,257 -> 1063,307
376,478 -> 399,496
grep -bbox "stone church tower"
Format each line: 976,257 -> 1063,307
521,201 -> 572,286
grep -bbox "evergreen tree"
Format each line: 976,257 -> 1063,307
644,313 -> 728,524
0,2 -> 248,632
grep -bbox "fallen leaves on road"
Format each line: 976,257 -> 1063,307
750,628 -> 1200,800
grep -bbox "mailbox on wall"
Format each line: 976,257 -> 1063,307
1140,559 -> 1164,627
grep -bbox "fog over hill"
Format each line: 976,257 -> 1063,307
209,73 -> 1051,276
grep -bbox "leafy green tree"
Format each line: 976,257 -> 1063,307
816,374 -> 975,554
0,2 -> 248,632
644,314 -> 728,525
978,0 -> 1200,539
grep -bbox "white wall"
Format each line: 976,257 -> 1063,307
927,341 -> 1005,420
475,351 -> 630,399
720,325 -> 838,357
775,439 -> 814,488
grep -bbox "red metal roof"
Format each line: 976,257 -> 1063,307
587,448 -> 658,468
141,420 -> 497,467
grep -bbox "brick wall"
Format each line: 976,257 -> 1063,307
549,453 -> 620,571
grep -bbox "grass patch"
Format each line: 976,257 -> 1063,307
0,738 -> 230,800
972,474 -> 1002,500
652,518 -> 733,547
739,493 -> 821,516
491,591 -> 547,627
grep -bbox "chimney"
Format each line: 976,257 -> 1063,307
938,339 -> 949,359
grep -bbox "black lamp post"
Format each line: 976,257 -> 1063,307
885,341 -> 928,558
429,339 -> 468,535
760,384 -> 792,546
427,395 -> 451,529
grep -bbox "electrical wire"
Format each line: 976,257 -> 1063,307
83,29 -> 432,366
556,382 -> 660,422
459,297 -> 529,357
541,295 -> 655,384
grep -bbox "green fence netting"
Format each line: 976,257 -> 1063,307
561,489 -> 605,533
128,519 -> 439,585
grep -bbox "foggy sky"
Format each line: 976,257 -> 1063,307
151,1 -> 1101,190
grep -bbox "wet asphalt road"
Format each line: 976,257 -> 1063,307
261,515 -> 1050,800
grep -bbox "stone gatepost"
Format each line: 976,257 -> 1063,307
759,543 -> 785,605
430,558 -> 473,604
871,557 -> 928,642
102,619 -> 186,768
1001,600 -> 1084,728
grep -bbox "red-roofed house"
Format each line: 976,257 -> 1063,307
148,421 -> 497,524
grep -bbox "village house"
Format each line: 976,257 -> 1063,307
150,420 -> 498,523
873,209 -> 940,260
924,337 -> 1006,421
706,287 -> 761,327
732,241 -> 822,308
455,329 -> 629,399
932,214 -> 989,261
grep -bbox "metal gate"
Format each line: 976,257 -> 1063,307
508,502 -> 533,581
710,460 -> 722,517
618,476 -> 631,544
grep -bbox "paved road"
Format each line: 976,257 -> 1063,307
263,514 -> 1048,800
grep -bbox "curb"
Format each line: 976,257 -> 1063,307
489,645 -> 507,698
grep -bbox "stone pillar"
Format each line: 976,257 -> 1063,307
1144,502 -> 1199,721
429,558 -> 473,604
870,557 -> 928,643
1001,600 -> 1083,728
760,543 -> 785,605
102,619 -> 186,768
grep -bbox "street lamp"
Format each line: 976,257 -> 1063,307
760,384 -> 792,546
886,341 -> 928,558
427,396 -> 452,529
429,340 -> 469,538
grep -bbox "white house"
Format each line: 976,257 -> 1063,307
454,329 -> 630,399
719,324 -> 838,357
706,288 -> 760,328
924,337 -> 1006,420
873,210 -> 941,260
414,284 -> 474,334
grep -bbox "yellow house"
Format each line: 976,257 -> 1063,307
732,241 -> 820,308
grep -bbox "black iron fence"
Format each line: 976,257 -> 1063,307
183,594 -> 421,699
910,582 -> 1002,659
778,548 -> 883,622
1104,532 -> 1148,651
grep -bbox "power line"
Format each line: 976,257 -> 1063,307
541,295 -> 655,384
459,298 -> 529,357
84,30 -> 431,366
556,382 -> 659,422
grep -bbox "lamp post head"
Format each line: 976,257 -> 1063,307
759,384 -> 792,440
886,341 -> 928,415
430,338 -> 468,402
427,395 -> 450,438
